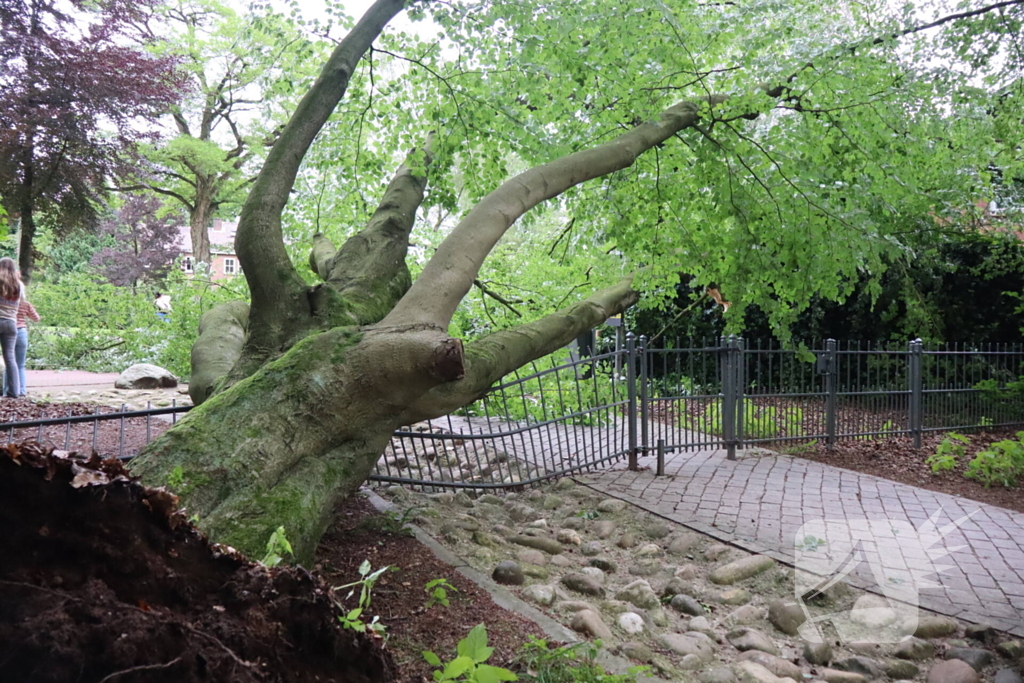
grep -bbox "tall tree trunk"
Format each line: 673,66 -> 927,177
189,181 -> 214,267
17,148 -> 35,283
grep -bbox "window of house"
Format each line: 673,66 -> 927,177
223,258 -> 236,275
182,257 -> 193,273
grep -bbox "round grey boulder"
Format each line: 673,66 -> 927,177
492,560 -> 525,585
115,363 -> 178,389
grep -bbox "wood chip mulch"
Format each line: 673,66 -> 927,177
314,495 -> 547,683
795,430 -> 1024,514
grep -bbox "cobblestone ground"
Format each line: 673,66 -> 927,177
577,446 -> 1024,637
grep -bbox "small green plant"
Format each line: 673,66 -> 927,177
964,434 -> 1024,488
516,636 -> 649,683
334,560 -> 390,637
423,623 -> 517,683
796,535 -> 826,552
357,507 -> 420,537
167,465 -> 185,489
261,526 -> 294,567
926,432 -> 969,473
980,416 -> 994,427
425,577 -> 458,609
575,510 -> 600,520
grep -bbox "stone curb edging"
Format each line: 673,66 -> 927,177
362,488 -> 663,683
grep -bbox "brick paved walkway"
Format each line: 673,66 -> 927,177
576,446 -> 1024,636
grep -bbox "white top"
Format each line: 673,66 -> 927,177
155,294 -> 172,312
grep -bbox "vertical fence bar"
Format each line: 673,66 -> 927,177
825,339 -> 838,449
909,339 -> 923,449
721,335 -> 738,460
656,438 -> 665,476
639,335 -> 649,456
626,332 -> 639,471
735,337 -> 746,449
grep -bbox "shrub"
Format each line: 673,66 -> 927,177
926,432 -> 969,473
964,433 -> 1024,488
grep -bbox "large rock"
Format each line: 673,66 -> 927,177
833,656 -> 883,679
946,648 -> 993,671
115,363 -> 178,389
996,641 -> 1023,659
516,548 -> 547,566
717,588 -> 752,605
701,667 -> 737,683
710,555 -> 776,585
728,628 -> 780,655
644,521 -> 672,539
523,584 -> 556,606
884,659 -> 920,680
561,573 -> 605,596
965,624 -> 996,642
738,651 -> 802,680
995,670 -> 1023,683
927,660 -> 980,683
492,561 -> 525,585
894,637 -> 934,660
671,594 -> 705,616
580,541 -> 603,557
594,520 -> 617,538
726,605 -> 763,625
557,528 -> 582,545
733,661 -> 794,683
617,612 -> 646,635
510,535 -> 563,554
580,567 -> 606,585
616,580 -> 661,609
571,609 -> 613,639
620,642 -> 655,663
675,564 -> 699,580
598,499 -> 627,513
821,670 -> 866,683
668,532 -> 701,554
804,641 -> 833,665
849,594 -> 897,629
589,556 -> 617,573
768,599 -> 807,636
659,632 -> 716,661
915,616 -> 960,639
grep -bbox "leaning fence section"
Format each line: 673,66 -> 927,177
1,335 -> 1022,490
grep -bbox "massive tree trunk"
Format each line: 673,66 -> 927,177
188,180 -> 214,267
17,147 -> 36,283
129,0 -> 713,564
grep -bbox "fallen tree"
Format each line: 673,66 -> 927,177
129,0 -> 1024,562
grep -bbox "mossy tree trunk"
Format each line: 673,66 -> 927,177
129,0 -> 715,564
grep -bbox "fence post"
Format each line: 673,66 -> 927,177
721,335 -> 740,461
909,338 -> 923,449
626,332 -> 639,470
735,337 -> 746,450
656,438 -> 666,476
639,334 -> 649,456
825,339 -> 838,449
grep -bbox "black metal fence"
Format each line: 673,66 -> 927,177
2,336 -> 1022,489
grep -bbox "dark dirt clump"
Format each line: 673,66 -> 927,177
0,443 -> 395,683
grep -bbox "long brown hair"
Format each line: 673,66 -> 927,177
0,258 -> 21,301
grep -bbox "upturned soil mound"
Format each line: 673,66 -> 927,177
0,442 -> 395,683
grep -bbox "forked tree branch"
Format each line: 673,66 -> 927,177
396,274 -> 639,423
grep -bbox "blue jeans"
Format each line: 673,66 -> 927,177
2,327 -> 27,397
0,320 -> 19,398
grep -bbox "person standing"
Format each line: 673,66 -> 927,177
3,297 -> 39,397
154,292 -> 172,322
0,258 -> 24,398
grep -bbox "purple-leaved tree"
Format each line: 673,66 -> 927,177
90,195 -> 182,291
0,0 -> 184,281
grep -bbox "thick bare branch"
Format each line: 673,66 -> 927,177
384,98 -> 721,328
309,233 -> 337,279
314,137 -> 434,324
396,274 -> 639,424
234,0 -> 406,367
189,301 -> 250,405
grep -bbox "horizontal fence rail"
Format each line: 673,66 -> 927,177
2,336 -> 1022,489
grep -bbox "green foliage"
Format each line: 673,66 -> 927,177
964,433 -> 1024,488
425,577 -> 458,609
357,507 -> 419,537
459,355 -> 621,427
167,465 -> 186,489
927,433 -> 969,473
334,560 -> 390,637
261,526 -> 294,567
26,269 -> 248,379
688,399 -> 805,439
423,624 -> 517,683
516,637 -> 648,683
